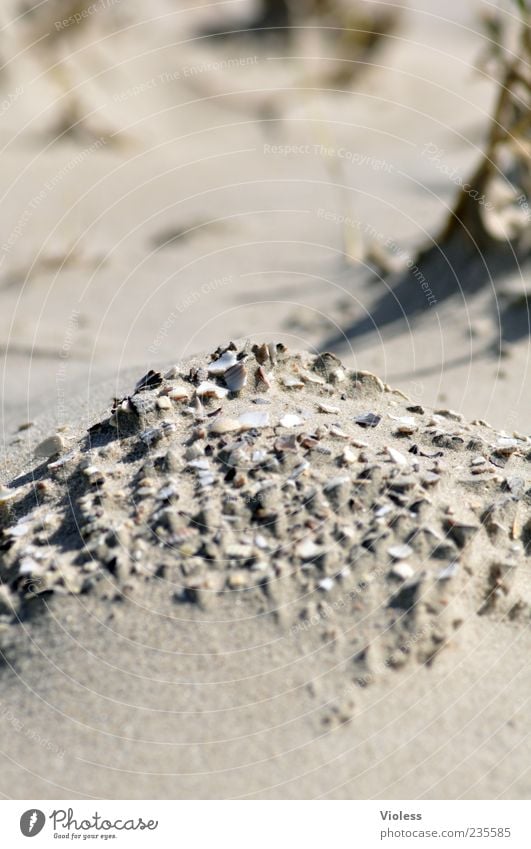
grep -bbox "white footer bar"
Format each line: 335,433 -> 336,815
2,800 -> 529,847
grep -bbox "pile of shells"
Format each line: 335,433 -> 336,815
1,340 -> 531,686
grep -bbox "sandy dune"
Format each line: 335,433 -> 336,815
0,0 -> 530,799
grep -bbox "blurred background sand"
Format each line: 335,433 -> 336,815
1,0 -> 528,436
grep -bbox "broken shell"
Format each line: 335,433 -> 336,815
329,425 -> 349,439
255,366 -> 271,389
6,522 -> 29,538
140,427 -> 161,446
300,369 -> 325,386
18,557 -> 43,577
0,486 -> 15,505
389,414 -> 416,426
390,562 -> 415,581
281,375 -> 304,389
386,447 -> 407,466
238,411 -> 270,430
188,396 -> 205,418
290,460 -> 310,479
82,465 -> 104,480
274,434 -> 298,453
267,342 -> 277,364
279,414 -> 304,428
312,352 -> 342,381
164,365 -> 181,379
252,343 -> 269,364
227,572 -> 248,589
352,370 -> 385,393
342,446 -> 357,464
445,520 -> 478,548
438,562 -> 459,581
224,362 -> 247,392
208,350 -> 238,376
187,459 -> 210,471
184,444 -> 204,461
435,408 -> 463,422
167,385 -> 190,401
48,452 -> 77,470
317,402 -> 340,414
395,424 -> 417,436
295,539 -> 322,560
388,544 -> 413,560
355,412 -> 381,429
135,369 -> 163,392
196,381 -> 229,400
208,417 -> 242,435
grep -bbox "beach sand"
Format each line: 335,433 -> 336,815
1,342 -> 531,799
1,0 -> 530,799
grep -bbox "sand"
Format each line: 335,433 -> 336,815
1,341 -> 531,799
1,0 -> 531,801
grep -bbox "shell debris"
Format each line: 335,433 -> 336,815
1,339 -> 530,691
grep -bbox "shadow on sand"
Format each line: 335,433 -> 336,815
320,233 -> 531,354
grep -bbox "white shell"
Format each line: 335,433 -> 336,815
387,447 -> 407,466
317,402 -> 340,414
168,386 -> 189,401
388,544 -> 414,560
47,452 -> 76,469
224,362 -> 247,392
295,539 -> 322,559
342,446 -> 357,464
208,351 -> 238,376
281,375 -> 304,389
7,523 -> 29,538
18,557 -> 43,577
300,370 -> 325,385
82,465 -> 102,477
208,417 -> 242,435
187,459 -> 210,470
389,414 -> 416,426
239,411 -> 270,430
196,381 -> 228,399
279,414 -> 303,428
329,425 -> 349,439
391,562 -> 414,581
